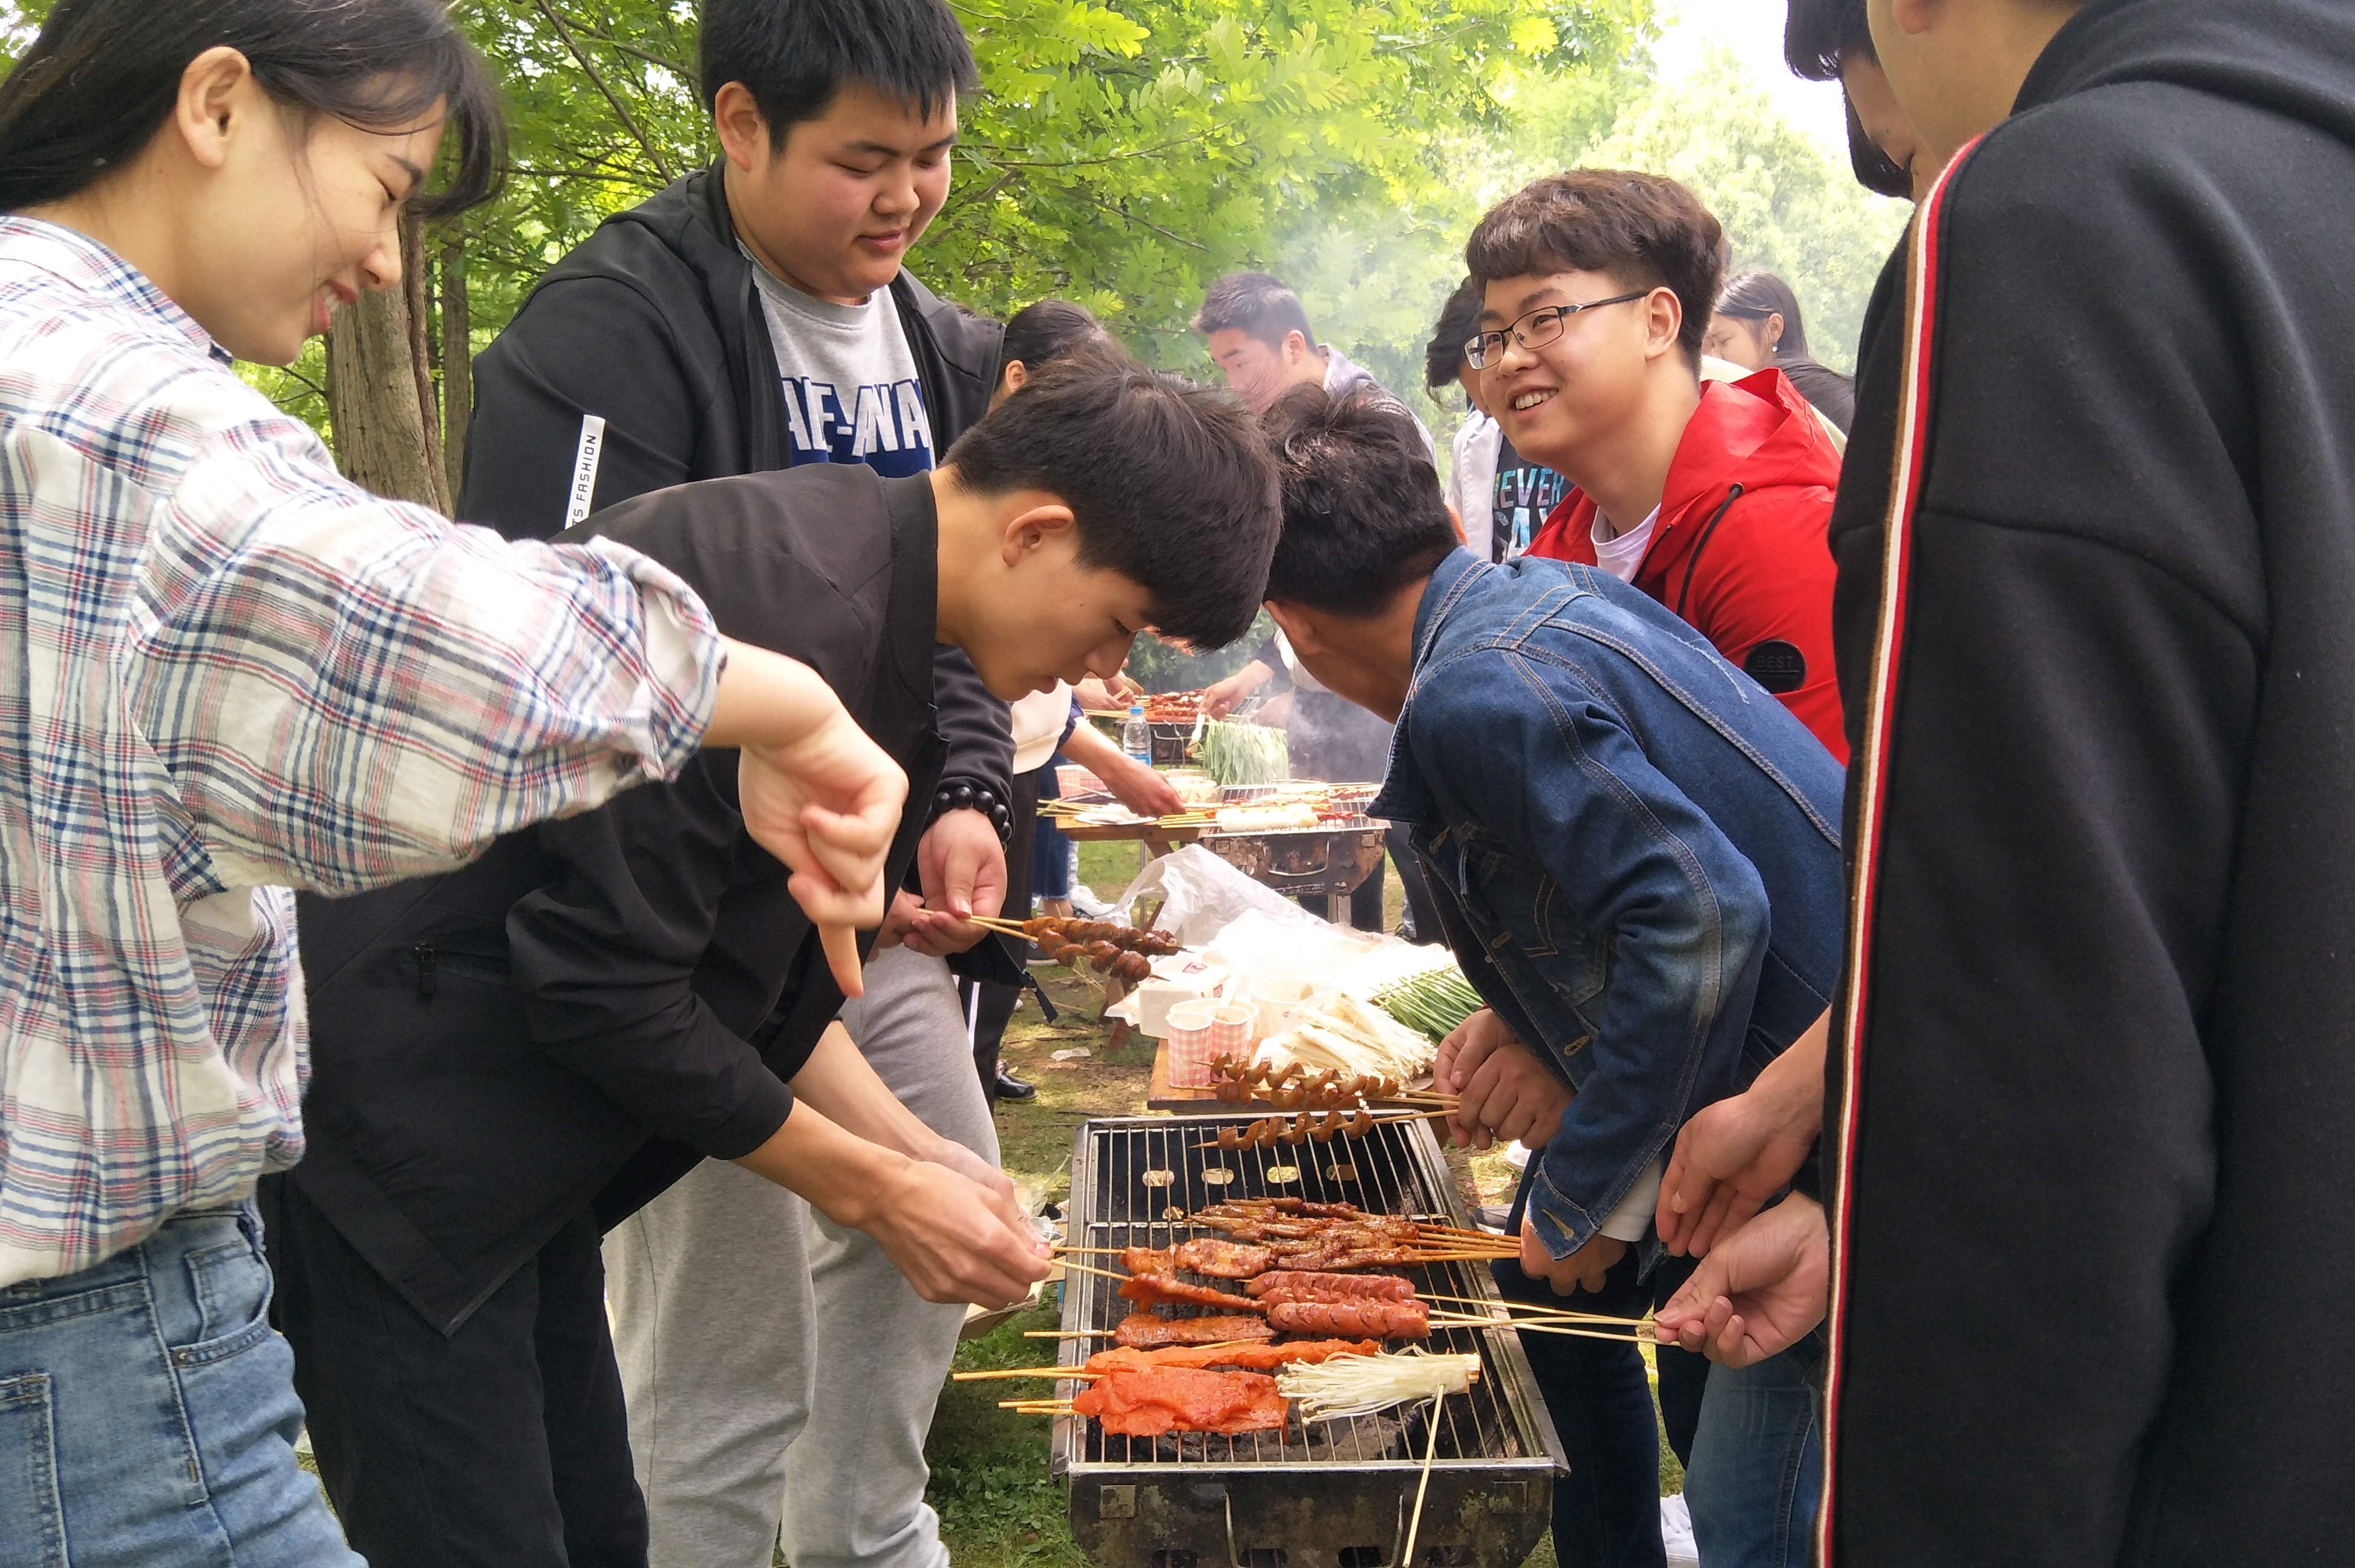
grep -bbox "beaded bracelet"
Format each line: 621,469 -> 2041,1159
929,779 -> 1013,845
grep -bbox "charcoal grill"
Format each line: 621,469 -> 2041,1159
1054,1114 -> 1564,1568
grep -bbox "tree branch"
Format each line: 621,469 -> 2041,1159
529,0 -> 678,185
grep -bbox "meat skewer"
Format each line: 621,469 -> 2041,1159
1116,1273 -> 1264,1313
950,1339 -> 1382,1380
1085,1338 -> 1378,1373
1071,1365 -> 1288,1437
1245,1270 -> 1417,1301
1267,1298 -> 1432,1340
1112,1312 -> 1273,1349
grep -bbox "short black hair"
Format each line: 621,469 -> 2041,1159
946,360 -> 1279,648
1424,278 -> 1485,392
1260,387 -> 1458,618
1192,271 -> 1316,352
1783,0 -> 1875,79
698,0 -> 978,143
1783,0 -> 1915,200
1465,170 -> 1725,370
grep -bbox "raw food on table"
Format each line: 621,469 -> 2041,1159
1254,992 -> 1440,1082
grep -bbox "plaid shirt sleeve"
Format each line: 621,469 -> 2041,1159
122,422 -> 722,900
0,220 -> 727,1285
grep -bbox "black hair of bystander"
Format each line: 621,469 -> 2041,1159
697,0 -> 978,142
1716,269 -> 1817,361
946,359 -> 1280,648
1424,278 -> 1486,393
1192,270 -> 1318,353
1001,299 -> 1116,375
1783,0 -> 1915,200
0,0 -> 503,216
1259,387 -> 1458,619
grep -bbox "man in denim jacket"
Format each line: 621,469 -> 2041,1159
1259,386 -> 1844,1568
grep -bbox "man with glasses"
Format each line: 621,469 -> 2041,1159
1466,171 -> 1849,761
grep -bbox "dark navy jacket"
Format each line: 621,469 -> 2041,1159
1370,550 -> 1844,1257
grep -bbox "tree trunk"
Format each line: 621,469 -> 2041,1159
402,217 -> 447,501
324,214 -> 450,513
439,234 -> 471,506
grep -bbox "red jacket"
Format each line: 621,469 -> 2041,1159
1527,368 -> 1847,760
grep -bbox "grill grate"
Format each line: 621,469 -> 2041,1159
1055,1114 -> 1563,1567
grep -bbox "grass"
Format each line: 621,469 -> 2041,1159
924,890 -> 1685,1568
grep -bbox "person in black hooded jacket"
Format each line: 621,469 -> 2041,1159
1652,1 -> 2355,1563
446,5 -> 1028,1565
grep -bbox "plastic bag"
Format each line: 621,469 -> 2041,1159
1114,844 -> 1321,946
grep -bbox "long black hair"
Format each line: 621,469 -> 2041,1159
1716,269 -> 1813,361
1001,299 -> 1114,373
0,0 -> 505,217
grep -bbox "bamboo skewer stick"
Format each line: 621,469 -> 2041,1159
1428,1311 -> 1647,1335
1055,1260 -> 1137,1285
1402,1394 -> 1445,1568
1415,1293 -> 1652,1326
952,1367 -> 1104,1381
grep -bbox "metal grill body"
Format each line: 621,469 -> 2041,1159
1057,1115 -> 1564,1567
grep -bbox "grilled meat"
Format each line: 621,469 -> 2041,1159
1111,1312 -> 1274,1349
1083,1339 -> 1379,1374
1244,1270 -> 1416,1302
1171,1239 -> 1276,1278
1116,1274 -> 1262,1312
1071,1367 -> 1288,1437
1265,1298 -> 1431,1340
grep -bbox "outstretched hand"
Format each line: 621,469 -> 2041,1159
1455,1038 -> 1573,1152
1518,1218 -> 1626,1295
1436,1009 -> 1519,1148
737,706 -> 906,997
868,1159 -> 1054,1310
1654,1194 -> 1829,1367
1658,1011 -> 1826,1256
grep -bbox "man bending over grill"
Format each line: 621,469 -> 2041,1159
1255,386 -> 1843,1568
263,358 -> 1280,1568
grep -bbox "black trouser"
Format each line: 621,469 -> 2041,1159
263,1177 -> 645,1568
1494,1180 -> 1706,1568
968,769 -> 1042,1100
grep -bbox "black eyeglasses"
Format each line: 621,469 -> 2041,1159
1463,291 -> 1650,369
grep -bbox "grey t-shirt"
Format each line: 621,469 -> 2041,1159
748,257 -> 937,477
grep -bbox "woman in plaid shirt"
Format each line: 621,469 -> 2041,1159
0,4 -> 914,1563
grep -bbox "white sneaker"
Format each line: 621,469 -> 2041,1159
1071,884 -> 1119,920
1504,1140 -> 1532,1171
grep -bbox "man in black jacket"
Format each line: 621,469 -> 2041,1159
1654,0 -> 2355,1561
454,5 -> 1030,1563
270,360 -> 1281,1568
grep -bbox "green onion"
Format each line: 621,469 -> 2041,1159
1371,966 -> 1484,1042
1198,720 -> 1289,785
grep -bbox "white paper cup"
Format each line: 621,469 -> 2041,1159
1247,976 -> 1318,1040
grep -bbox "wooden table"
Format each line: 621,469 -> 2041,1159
1146,1040 -> 1229,1114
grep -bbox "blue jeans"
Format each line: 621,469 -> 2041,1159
1684,1335 -> 1823,1568
0,1203 -> 357,1568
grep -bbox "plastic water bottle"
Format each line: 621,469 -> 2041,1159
1122,702 -> 1152,766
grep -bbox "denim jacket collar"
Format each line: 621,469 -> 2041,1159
1371,547 -> 1495,828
